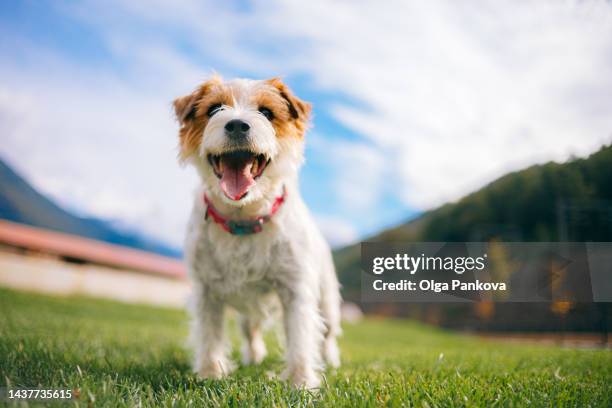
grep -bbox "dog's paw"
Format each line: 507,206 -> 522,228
195,358 -> 235,380
323,338 -> 341,368
281,366 -> 321,389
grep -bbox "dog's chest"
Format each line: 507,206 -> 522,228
186,215 -> 288,296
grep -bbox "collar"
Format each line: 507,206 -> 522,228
203,186 -> 287,235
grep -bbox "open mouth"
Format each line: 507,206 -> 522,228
207,150 -> 270,201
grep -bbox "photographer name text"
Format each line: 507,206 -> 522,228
373,279 -> 506,292
371,253 -> 507,293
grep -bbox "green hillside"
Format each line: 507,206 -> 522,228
0,156 -> 180,258
335,144 -> 612,309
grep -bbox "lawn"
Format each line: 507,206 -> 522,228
1,288 -> 610,407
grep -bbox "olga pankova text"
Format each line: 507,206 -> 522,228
373,279 -> 507,292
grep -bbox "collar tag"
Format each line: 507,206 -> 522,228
226,219 -> 264,235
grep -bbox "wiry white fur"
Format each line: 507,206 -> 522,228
181,78 -> 341,388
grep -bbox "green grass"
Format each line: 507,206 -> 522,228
1,288 -> 610,407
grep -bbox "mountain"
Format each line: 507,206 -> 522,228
0,157 -> 181,258
334,143 -> 612,301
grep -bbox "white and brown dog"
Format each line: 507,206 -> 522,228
173,76 -> 341,388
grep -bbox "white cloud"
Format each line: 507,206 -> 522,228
309,135 -> 386,214
255,0 -> 612,208
314,215 -> 358,248
0,41 -> 201,246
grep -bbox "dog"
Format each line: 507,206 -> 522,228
173,75 -> 342,388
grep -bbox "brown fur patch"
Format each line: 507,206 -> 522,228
264,78 -> 312,137
173,75 -> 234,161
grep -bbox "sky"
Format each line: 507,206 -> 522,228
1,0 -> 611,248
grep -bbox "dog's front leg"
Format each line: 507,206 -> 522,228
278,284 -> 323,389
191,288 -> 233,379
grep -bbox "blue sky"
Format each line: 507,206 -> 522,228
1,1 -> 611,248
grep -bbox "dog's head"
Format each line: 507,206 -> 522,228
173,76 -> 311,205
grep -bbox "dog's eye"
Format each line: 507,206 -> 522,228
207,104 -> 223,117
258,107 -> 274,121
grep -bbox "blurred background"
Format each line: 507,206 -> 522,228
1,1 -> 611,344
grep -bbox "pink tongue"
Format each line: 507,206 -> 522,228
220,160 -> 255,201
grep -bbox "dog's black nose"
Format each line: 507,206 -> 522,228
224,119 -> 250,139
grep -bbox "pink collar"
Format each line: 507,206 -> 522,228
203,187 -> 287,235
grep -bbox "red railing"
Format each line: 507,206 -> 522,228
0,220 -> 186,279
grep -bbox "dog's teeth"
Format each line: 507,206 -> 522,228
251,159 -> 259,175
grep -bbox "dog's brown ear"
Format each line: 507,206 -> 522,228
173,92 -> 199,125
173,75 -> 223,126
266,78 -> 312,125
173,76 -> 224,161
